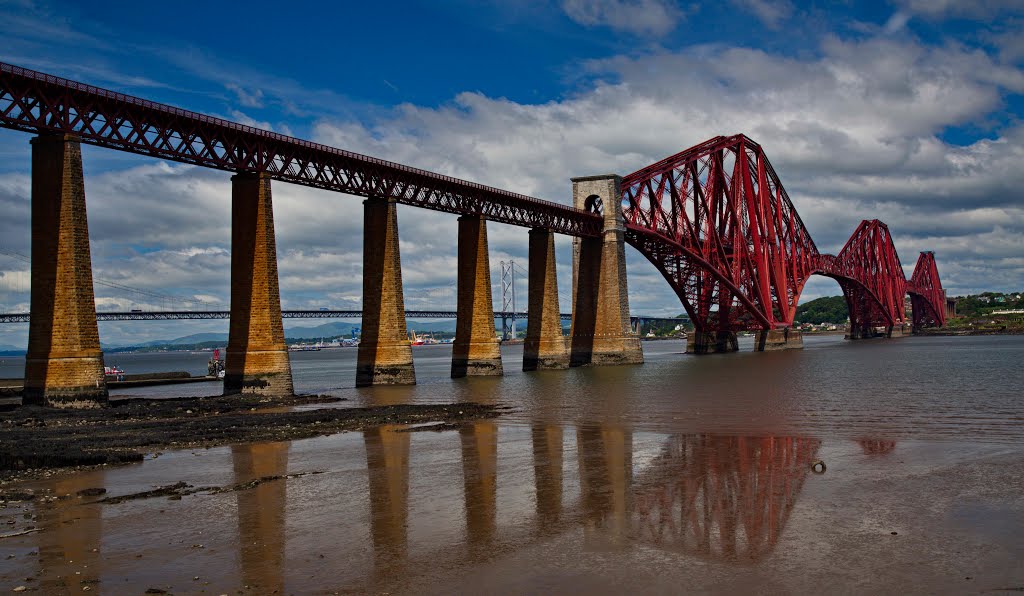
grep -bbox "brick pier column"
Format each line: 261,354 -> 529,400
224,173 -> 294,396
461,421 -> 498,547
452,215 -> 503,377
523,229 -> 568,371
364,425 -> 410,567
23,134 -> 107,408
357,196 -> 416,386
569,175 -> 644,367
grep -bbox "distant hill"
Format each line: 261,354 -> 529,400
137,332 -> 228,347
102,318 -> 467,351
0,343 -> 24,356
795,296 -> 848,324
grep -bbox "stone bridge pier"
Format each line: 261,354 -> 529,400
23,134 -> 107,408
523,229 -> 568,370
569,175 -> 643,367
357,196 -> 416,386
754,328 -> 804,351
452,215 -> 503,377
224,173 -> 294,396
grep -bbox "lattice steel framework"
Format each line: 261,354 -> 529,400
0,62 -> 601,237
621,134 -> 947,333
817,220 -> 907,332
907,251 -> 947,329
621,135 -> 818,331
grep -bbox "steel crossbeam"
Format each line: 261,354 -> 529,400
0,62 -> 602,237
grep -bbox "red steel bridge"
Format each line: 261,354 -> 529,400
620,135 -> 948,337
0,63 -> 946,339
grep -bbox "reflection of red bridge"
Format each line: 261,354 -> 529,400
631,435 -> 821,561
1,63 -> 949,407
621,135 -> 948,351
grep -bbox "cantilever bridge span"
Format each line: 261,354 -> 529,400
0,62 -> 948,406
620,134 -> 947,347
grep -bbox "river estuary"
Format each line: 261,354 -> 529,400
2,334 -> 1023,593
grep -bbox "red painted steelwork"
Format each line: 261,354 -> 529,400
622,135 -> 947,332
907,251 -> 947,328
0,62 -> 601,237
818,220 -> 907,332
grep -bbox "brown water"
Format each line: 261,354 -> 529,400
2,335 -> 1024,593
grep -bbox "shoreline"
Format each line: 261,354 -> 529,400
0,394 -> 504,484
914,328 -> 1024,336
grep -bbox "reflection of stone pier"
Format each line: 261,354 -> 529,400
577,425 -> 632,545
532,424 -> 564,527
364,424 -> 411,570
461,421 -> 498,549
232,442 -> 289,593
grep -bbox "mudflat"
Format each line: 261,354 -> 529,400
0,394 -> 502,482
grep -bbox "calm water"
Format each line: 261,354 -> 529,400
2,335 -> 1023,593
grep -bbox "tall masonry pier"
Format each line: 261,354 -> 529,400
23,134 -> 107,407
452,215 -> 503,377
224,173 -> 294,396
569,175 -> 644,367
357,196 -> 416,386
523,228 -> 569,370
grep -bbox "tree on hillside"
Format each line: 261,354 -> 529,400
795,296 -> 848,324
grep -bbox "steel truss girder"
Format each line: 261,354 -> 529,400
621,135 -> 946,333
816,219 -> 907,329
0,62 -> 601,237
907,251 -> 946,328
621,135 -> 817,332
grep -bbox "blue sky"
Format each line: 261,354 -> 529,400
1,0 -> 1023,346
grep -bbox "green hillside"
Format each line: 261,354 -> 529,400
795,296 -> 848,324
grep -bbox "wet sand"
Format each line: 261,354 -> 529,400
1,430 -> 1022,594
1,337 -> 1023,593
0,394 -> 502,482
